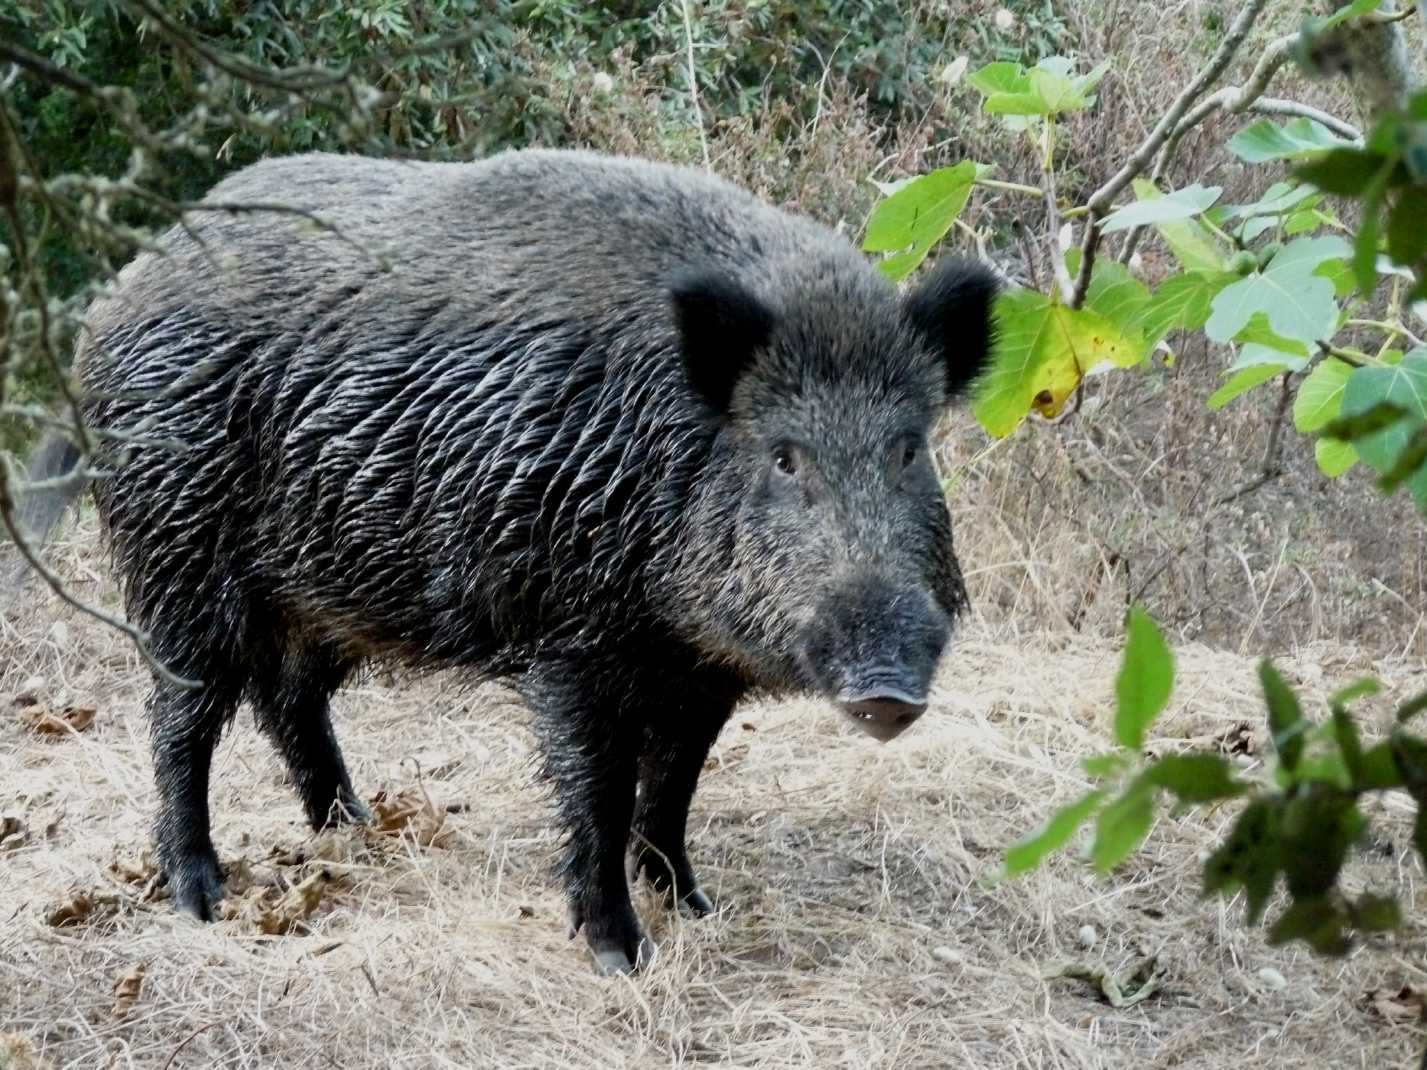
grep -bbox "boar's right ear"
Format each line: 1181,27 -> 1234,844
904,257 -> 1000,402
669,269 -> 776,414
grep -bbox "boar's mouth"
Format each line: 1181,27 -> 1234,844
793,576 -> 949,745
836,686 -> 928,743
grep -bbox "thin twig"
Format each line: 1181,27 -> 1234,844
678,0 -> 711,171
1071,0 -> 1271,306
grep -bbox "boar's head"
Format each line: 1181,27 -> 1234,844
670,255 -> 998,742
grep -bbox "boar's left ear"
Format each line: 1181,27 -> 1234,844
670,269 -> 776,413
904,257 -> 1000,401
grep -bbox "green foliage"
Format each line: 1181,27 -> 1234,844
1115,605 -> 1173,751
863,61 -> 1427,514
1006,606 -> 1427,958
1228,117 -> 1354,163
967,55 -> 1108,118
1336,351 -> 1427,506
863,162 -> 980,282
1100,184 -> 1222,233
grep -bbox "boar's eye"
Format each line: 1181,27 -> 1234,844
772,445 -> 798,478
900,439 -> 920,469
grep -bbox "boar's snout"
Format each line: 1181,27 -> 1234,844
797,575 -> 950,743
837,690 -> 927,743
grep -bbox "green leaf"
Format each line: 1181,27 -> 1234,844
1331,709 -> 1366,786
1115,606 -> 1173,751
1280,786 -> 1364,899
1228,118 -> 1355,163
1227,182 -> 1320,222
1260,661 -> 1306,772
1091,782 -> 1157,873
1005,788 -> 1108,875
1294,357 -> 1355,432
1139,272 -> 1230,338
1267,897 -> 1350,956
1143,754 -> 1248,803
1230,343 -> 1308,373
1393,734 -> 1427,798
1207,364 -> 1285,411
1232,312 -> 1312,356
973,289 -> 1146,438
982,91 -> 1054,116
1319,0 -> 1387,32
966,61 -> 1026,96
1101,184 -> 1222,234
1330,677 -> 1381,708
863,162 -> 978,281
1398,688 -> 1427,723
1203,799 -> 1280,924
1286,207 -> 1340,236
1354,159 -> 1394,294
1268,235 -> 1351,272
1205,239 -> 1341,349
1131,179 -> 1225,273
1341,352 -> 1427,507
1386,185 -> 1427,266
1315,436 -> 1358,476
1296,148 -> 1389,196
1350,893 -> 1401,933
1355,742 -> 1404,790
1082,752 -> 1130,779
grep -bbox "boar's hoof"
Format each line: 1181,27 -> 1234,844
589,932 -> 657,976
330,794 -> 373,827
838,691 -> 928,743
166,853 -> 226,922
679,887 -> 715,917
568,902 -> 657,975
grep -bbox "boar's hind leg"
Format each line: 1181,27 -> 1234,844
523,659 -> 651,976
629,684 -> 739,917
149,672 -> 241,922
248,641 -> 367,830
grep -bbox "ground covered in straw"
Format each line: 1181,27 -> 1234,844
2,531 -> 1424,1069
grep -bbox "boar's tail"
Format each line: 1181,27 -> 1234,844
3,433 -> 85,592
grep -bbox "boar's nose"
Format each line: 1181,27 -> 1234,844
838,689 -> 928,743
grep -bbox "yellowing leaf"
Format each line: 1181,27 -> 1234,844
974,289 -> 1145,438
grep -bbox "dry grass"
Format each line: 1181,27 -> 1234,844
2,519 -> 1423,1069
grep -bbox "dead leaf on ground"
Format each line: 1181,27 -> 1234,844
0,1031 -> 54,1070
107,851 -> 162,901
267,828 -> 365,868
111,965 -> 146,1019
1,815 -> 28,851
18,700 -> 97,736
1364,985 -> 1426,1023
368,786 -> 447,847
45,888 -> 117,928
222,870 -> 332,935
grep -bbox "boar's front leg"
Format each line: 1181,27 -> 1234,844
522,656 -> 650,975
628,674 -> 741,916
149,672 -> 242,921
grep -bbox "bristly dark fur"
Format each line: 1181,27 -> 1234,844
73,149 -> 997,972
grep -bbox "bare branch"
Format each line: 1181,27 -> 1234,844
1071,0 -> 1271,305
